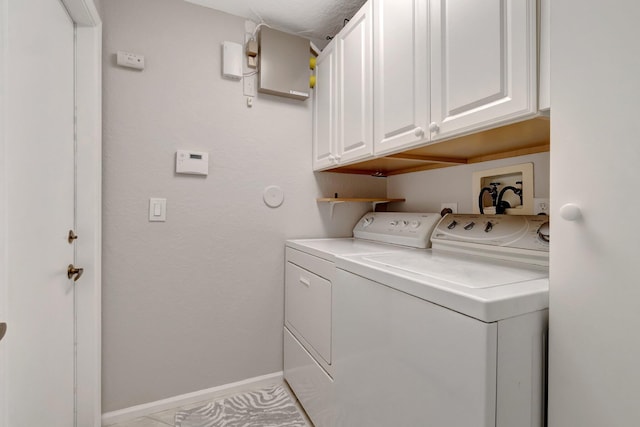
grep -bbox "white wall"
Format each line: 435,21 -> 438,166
101,0 -> 385,412
386,152 -> 549,213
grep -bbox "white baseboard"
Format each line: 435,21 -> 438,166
101,371 -> 283,426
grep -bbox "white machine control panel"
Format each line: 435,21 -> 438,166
431,214 -> 550,265
433,214 -> 550,249
353,212 -> 441,248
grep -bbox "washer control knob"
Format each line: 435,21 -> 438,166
447,220 -> 458,230
399,220 -> 408,228
363,217 -> 374,227
464,222 -> 475,230
390,220 -> 398,227
409,220 -> 420,229
560,203 -> 581,221
484,221 -> 494,233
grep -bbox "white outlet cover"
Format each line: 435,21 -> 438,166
533,198 -> 550,215
263,185 -> 284,208
243,74 -> 257,97
441,202 -> 458,213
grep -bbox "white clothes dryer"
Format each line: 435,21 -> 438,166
284,212 -> 443,426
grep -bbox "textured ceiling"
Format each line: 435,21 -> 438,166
184,0 -> 366,48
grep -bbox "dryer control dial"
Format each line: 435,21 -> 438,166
362,217 -> 375,227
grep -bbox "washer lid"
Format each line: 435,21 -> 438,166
361,251 -> 547,289
336,250 -> 549,322
286,238 -> 418,262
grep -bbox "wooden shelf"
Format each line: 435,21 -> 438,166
325,116 -> 550,176
316,198 -> 405,203
317,198 -> 405,217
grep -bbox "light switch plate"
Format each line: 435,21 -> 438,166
149,198 -> 166,222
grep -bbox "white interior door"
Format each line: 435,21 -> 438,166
5,0 -> 77,425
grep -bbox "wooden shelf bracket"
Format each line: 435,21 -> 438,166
317,198 -> 406,218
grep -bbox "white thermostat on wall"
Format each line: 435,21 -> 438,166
116,51 -> 145,70
176,150 -> 209,176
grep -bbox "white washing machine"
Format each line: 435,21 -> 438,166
333,214 -> 550,427
284,212 -> 443,427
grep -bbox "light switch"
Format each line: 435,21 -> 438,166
149,198 -> 166,222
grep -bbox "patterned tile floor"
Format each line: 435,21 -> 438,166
104,382 -> 312,427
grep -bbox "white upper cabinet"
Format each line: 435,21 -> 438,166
337,0 -> 374,164
313,42 -> 338,170
538,0 -> 550,110
373,0 -> 430,156
312,1 -> 373,171
313,0 -> 543,172
429,0 -> 538,140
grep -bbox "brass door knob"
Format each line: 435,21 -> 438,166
67,264 -> 84,282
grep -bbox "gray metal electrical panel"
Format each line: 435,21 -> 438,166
258,27 -> 310,101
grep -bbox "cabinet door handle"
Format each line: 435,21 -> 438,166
414,127 -> 424,137
560,203 -> 581,221
429,122 -> 439,133
299,277 -> 311,287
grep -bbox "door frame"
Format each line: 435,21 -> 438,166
0,0 -> 102,425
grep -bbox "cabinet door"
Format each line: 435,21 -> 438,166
430,0 -> 537,140
313,42 -> 338,171
538,0 -> 550,110
549,2 -> 640,426
336,1 -> 373,164
373,0 -> 430,156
